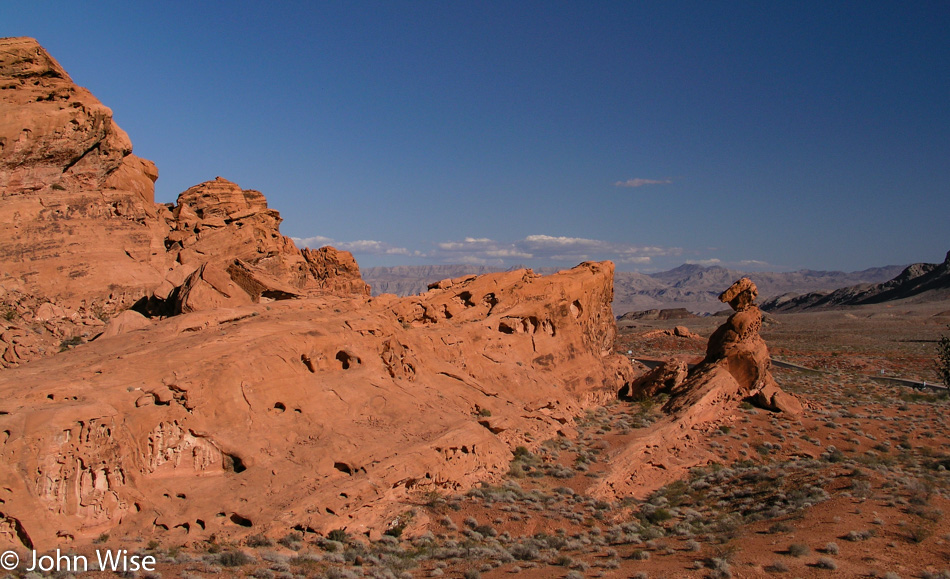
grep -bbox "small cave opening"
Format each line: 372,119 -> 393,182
333,462 -> 353,475
229,513 -> 253,527
222,453 -> 247,474
336,350 -> 361,370
570,299 -> 583,318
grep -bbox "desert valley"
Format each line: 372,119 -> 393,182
1,36 -> 949,579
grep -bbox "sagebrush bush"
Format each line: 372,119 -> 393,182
937,327 -> 950,388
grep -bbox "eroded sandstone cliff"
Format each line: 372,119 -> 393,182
0,38 -> 367,368
0,262 -> 633,549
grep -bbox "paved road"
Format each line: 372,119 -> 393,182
634,356 -> 948,392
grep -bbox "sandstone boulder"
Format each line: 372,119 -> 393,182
99,309 -> 152,339
619,359 -> 688,399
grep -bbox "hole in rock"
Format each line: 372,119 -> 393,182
222,453 -> 247,473
325,507 -> 336,515
176,522 -> 190,533
570,300 -> 583,318
273,402 -> 286,413
229,513 -> 253,527
301,353 -> 317,373
334,462 -> 353,475
456,291 -> 475,307
336,351 -> 361,369
47,394 -> 54,400
177,493 -> 186,499
196,519 -> 205,530
497,320 -> 516,334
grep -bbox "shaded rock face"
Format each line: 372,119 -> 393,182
0,263 -> 633,549
596,278 -> 801,501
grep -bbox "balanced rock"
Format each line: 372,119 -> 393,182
595,278 -> 801,501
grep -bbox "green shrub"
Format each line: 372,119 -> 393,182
217,550 -> 252,567
327,528 -> 349,543
788,543 -> 809,557
937,326 -> 950,388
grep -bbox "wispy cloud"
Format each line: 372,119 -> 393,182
738,259 -> 770,267
432,235 -> 681,265
686,258 -> 722,267
293,236 -> 420,257
614,178 -> 672,188
294,233 -> 684,268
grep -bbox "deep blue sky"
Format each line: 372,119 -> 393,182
4,1 -> 948,271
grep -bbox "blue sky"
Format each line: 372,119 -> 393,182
4,1 -> 948,272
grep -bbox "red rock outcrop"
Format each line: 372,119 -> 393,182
0,37 -> 169,310
0,262 -> 633,549
0,38 -> 369,356
595,278 -> 802,501
157,178 -> 370,313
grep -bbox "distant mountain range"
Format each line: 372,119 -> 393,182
762,251 -> 950,312
362,261 -> 909,315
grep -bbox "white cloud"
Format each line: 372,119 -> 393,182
738,259 -> 770,267
620,256 -> 652,264
485,249 -> 534,258
686,258 -> 722,266
614,178 -> 672,188
295,232 -> 683,268
293,235 -> 334,247
524,235 -> 600,247
432,234 -> 681,266
294,236 -> 417,257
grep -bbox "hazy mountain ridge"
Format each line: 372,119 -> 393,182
762,251 -> 950,312
364,262 -> 907,314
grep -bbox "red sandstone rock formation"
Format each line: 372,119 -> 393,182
0,38 -> 368,359
595,278 -> 802,501
0,262 -> 633,549
0,37 -> 169,309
